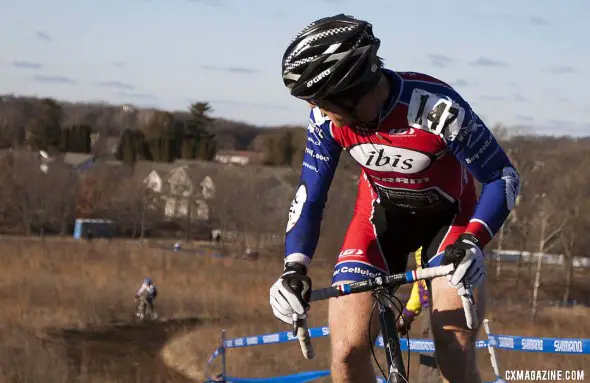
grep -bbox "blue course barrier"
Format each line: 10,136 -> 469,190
226,371 -> 331,383
488,334 -> 590,354
221,326 -> 491,353
205,325 -> 590,382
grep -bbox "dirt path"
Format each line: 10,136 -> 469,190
159,324 -> 219,382
44,317 -> 202,383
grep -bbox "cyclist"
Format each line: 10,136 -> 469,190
269,14 -> 520,383
135,277 -> 158,319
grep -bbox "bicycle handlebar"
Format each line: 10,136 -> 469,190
296,263 -> 478,359
309,263 -> 455,302
293,314 -> 315,360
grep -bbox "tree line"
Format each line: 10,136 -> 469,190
0,95 -> 217,164
116,103 -> 216,165
0,94 -> 333,167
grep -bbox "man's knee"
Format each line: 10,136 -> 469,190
428,277 -> 485,382
431,310 -> 477,357
429,276 -> 486,331
328,289 -> 380,370
331,337 -> 372,366
431,307 -> 479,338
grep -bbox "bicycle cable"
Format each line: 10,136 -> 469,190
368,289 -> 412,383
383,293 -> 411,383
368,289 -> 388,380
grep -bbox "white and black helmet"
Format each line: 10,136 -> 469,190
282,14 -> 382,101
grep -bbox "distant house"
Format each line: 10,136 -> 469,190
133,161 -> 214,220
214,150 -> 262,166
143,169 -> 164,193
164,165 -> 213,220
132,160 -> 295,223
121,104 -> 135,112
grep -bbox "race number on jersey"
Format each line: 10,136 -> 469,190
407,88 -> 466,140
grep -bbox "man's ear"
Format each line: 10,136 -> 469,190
307,102 -> 316,108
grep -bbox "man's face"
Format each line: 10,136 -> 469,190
308,76 -> 385,129
309,99 -> 357,128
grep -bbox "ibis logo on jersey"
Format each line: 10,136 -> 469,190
307,69 -> 331,87
348,144 -> 432,174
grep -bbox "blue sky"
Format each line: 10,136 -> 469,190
1,0 -> 588,136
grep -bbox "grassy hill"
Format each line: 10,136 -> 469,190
0,238 -> 588,382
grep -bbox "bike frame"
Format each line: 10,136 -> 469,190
295,263 -> 477,383
135,295 -> 156,322
376,286 -> 407,382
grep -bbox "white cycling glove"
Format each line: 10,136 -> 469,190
269,262 -> 312,325
443,234 -> 486,289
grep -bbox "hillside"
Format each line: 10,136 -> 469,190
1,238 -> 588,382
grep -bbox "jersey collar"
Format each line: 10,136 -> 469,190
376,69 -> 403,124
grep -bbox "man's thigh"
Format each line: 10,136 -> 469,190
429,277 -> 486,383
430,276 -> 486,334
328,289 -> 381,353
329,185 -> 397,353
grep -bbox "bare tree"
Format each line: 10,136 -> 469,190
530,193 -> 566,319
209,167 -> 293,255
108,177 -> 160,242
39,163 -> 78,236
553,154 -> 590,304
0,152 -> 56,235
0,101 -> 27,148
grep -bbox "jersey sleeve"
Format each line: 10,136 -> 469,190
434,93 -> 520,246
284,108 -> 343,266
406,86 -> 520,247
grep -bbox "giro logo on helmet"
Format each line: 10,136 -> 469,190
307,69 -> 331,87
282,14 -> 381,100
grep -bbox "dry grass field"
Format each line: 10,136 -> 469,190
0,237 -> 588,382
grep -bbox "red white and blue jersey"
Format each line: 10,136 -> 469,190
284,69 -> 520,266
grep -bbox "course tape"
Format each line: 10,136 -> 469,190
206,326 -> 589,383
221,325 -> 483,353
487,334 -> 590,354
207,346 -> 223,365
219,326 -> 590,355
224,371 -> 330,383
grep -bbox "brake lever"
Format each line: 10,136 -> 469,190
292,313 -> 300,336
